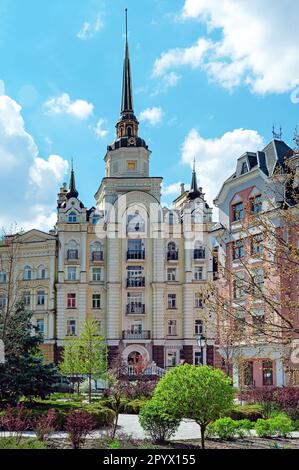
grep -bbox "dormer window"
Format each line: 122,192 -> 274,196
241,161 -> 249,174
232,202 -> 244,221
250,195 -> 262,214
68,212 -> 77,223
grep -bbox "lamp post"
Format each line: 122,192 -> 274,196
195,334 -> 207,365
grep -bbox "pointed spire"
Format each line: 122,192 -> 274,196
188,158 -> 201,200
67,159 -> 79,199
121,8 -> 134,114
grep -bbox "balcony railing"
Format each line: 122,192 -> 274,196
125,362 -> 166,377
122,330 -> 150,340
126,303 -> 145,314
194,249 -> 205,260
127,277 -> 145,288
91,251 -> 104,262
167,251 -> 179,261
127,250 -> 145,260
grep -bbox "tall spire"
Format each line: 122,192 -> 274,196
188,159 -> 201,200
67,159 -> 79,199
121,8 -> 134,114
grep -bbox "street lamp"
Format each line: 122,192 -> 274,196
195,333 -> 207,365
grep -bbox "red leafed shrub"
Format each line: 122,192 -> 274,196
64,410 -> 96,449
274,387 -> 299,420
0,404 -> 32,444
32,408 -> 58,441
242,388 -> 277,419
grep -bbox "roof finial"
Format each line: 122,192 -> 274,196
125,8 -> 128,44
67,158 -> 79,199
272,124 -> 283,140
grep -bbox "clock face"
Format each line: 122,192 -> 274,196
129,137 -> 136,146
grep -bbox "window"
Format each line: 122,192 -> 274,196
37,318 -> 45,335
233,272 -> 245,299
167,268 -> 176,282
37,291 -> 45,307
68,212 -> 77,223
92,267 -> 102,282
195,319 -> 203,335
232,202 -> 244,221
234,312 -> 246,335
67,267 -> 77,281
66,319 -> 77,336
0,295 -> 7,309
168,294 -> 177,309
92,294 -> 101,310
91,242 -> 103,261
92,214 -> 100,225
67,293 -> 76,309
243,361 -> 254,386
194,351 -> 202,366
169,212 -> 174,225
127,239 -> 145,259
168,320 -> 177,336
67,241 -> 79,260
24,266 -> 32,281
166,351 -> 178,368
251,234 -> 263,256
241,161 -> 249,175
250,195 -> 262,214
252,268 -> 264,296
195,293 -> 203,309
167,242 -> 178,261
233,240 -> 244,260
127,161 -> 137,171
37,265 -> 46,280
0,271 -> 7,284
194,245 -> 205,259
262,361 -> 273,386
252,310 -> 265,334
194,267 -> 203,281
23,291 -> 31,306
127,292 -> 144,314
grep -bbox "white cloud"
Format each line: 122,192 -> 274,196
77,14 -> 103,40
0,90 -> 68,231
0,80 -> 5,96
162,182 -> 182,197
181,128 -> 265,204
45,93 -> 94,120
154,0 -> 299,95
139,107 -> 164,126
92,118 -> 109,139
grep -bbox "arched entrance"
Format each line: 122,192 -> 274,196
122,345 -> 150,374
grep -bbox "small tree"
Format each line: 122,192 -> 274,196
153,364 -> 235,449
65,410 -> 96,449
59,338 -> 82,395
139,399 -> 180,443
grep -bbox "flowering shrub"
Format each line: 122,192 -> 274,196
64,410 -> 96,449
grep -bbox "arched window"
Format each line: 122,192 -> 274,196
0,271 -> 7,284
91,242 -> 103,262
194,242 -> 205,260
67,240 -> 79,261
68,212 -> 77,223
24,266 -> 32,281
167,242 -> 178,261
127,126 -> 132,137
37,265 -> 46,280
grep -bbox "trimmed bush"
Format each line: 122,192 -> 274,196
84,405 -> 115,427
235,419 -> 253,438
139,400 -> 180,443
0,438 -> 47,449
208,417 -> 237,440
229,404 -> 263,422
255,419 -> 273,438
269,416 -> 293,438
123,399 -> 147,415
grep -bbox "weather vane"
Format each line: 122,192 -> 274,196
293,125 -> 299,149
272,124 -> 283,140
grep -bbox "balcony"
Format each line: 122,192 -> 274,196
194,249 -> 205,260
126,303 -> 145,314
127,277 -> 145,288
122,330 -> 150,340
167,251 -> 179,261
91,251 -> 104,262
127,250 -> 145,261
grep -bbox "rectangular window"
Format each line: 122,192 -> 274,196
166,351 -> 178,368
194,351 -> 202,366
232,202 -> 244,221
67,293 -> 76,309
262,361 -> 273,386
233,240 -> 244,260
168,320 -> 177,336
250,195 -> 262,214
37,318 -> 45,335
194,267 -> 203,281
252,268 -> 264,296
37,291 -> 45,306
195,293 -> 203,309
251,234 -> 263,256
92,268 -> 102,282
67,249 -> 79,260
92,294 -> 101,310
167,294 -> 177,309
23,291 -> 31,306
127,161 -> 137,171
67,267 -> 77,281
0,272 -> 7,284
195,319 -> 203,335
243,361 -> 254,386
66,319 -> 77,336
233,272 -> 245,299
167,268 -> 176,282
0,295 -> 7,309
252,310 -> 265,334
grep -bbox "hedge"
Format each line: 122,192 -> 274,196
229,404 -> 263,422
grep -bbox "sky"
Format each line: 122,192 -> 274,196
0,0 -> 299,231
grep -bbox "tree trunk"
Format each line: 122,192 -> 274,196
200,424 -> 206,450
88,373 -> 92,404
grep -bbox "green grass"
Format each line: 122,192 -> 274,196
0,438 -> 47,449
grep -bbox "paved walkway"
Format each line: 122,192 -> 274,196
1,414 -> 299,441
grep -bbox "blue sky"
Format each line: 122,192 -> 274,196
0,0 -> 299,230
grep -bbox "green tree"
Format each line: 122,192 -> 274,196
0,302 -> 57,403
59,338 -> 82,395
153,364 -> 235,449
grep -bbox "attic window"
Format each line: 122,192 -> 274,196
241,161 -> 249,175
127,161 -> 137,171
68,212 -> 77,223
